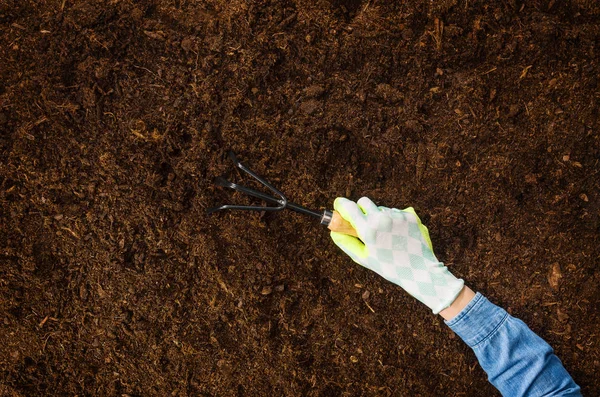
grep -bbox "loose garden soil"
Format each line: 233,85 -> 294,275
1,0 -> 599,395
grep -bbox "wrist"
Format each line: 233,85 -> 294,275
439,286 -> 476,321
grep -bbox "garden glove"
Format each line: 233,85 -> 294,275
330,197 -> 464,314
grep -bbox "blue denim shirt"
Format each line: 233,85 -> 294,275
446,293 -> 581,396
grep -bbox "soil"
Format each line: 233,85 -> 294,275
1,0 -> 600,396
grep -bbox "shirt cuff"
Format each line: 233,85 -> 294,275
444,293 -> 508,348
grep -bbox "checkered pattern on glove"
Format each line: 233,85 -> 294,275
330,197 -> 464,314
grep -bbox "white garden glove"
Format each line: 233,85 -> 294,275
330,197 -> 464,314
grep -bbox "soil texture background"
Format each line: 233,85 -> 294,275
1,0 -> 600,395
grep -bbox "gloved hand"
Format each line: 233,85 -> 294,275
330,197 -> 464,314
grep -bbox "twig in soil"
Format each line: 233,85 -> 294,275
468,106 -> 478,120
548,329 -> 569,336
433,18 -> 443,51
38,316 -> 49,328
519,65 -> 533,80
61,227 -> 80,239
214,272 -> 233,296
42,333 -> 55,352
103,112 -> 117,123
481,67 -> 497,75
363,299 -> 375,313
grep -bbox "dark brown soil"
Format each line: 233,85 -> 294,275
1,0 -> 599,395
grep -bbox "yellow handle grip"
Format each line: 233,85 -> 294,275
327,210 -> 358,237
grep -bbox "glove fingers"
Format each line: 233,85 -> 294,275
330,231 -> 367,262
357,197 -> 379,215
333,197 -> 368,233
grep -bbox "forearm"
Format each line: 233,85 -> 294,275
445,293 -> 581,397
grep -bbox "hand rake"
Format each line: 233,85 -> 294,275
207,152 -> 357,237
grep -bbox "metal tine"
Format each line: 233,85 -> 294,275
228,151 -> 288,207
207,152 -> 288,214
214,177 -> 282,206
214,176 -> 235,189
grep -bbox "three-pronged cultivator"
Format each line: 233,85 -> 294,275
208,152 -> 357,237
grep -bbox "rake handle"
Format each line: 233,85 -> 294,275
327,210 -> 359,237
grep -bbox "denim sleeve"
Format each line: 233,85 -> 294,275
445,293 -> 581,397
